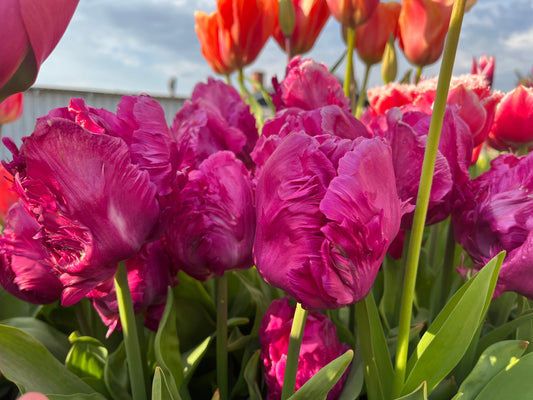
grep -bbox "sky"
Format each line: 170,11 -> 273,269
34,0 -> 533,98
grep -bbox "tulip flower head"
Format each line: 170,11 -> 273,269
260,297 -> 351,399
471,55 -> 495,87
273,0 -> 331,56
254,133 -> 402,309
0,0 -> 79,101
398,0 -> 452,67
488,85 -> 533,153
2,96 -> 172,305
0,93 -> 24,125
195,0 -> 276,75
326,0 -> 379,28
354,1 -> 401,66
453,152 -> 533,299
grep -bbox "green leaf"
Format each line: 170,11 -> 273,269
355,292 -> 394,400
0,324 -> 102,397
472,352 -> 533,399
152,367 -> 181,400
182,335 -> 212,383
174,272 -> 216,318
0,317 -> 70,361
337,344 -> 364,400
65,333 -> 108,396
0,287 -> 40,320
287,350 -> 354,400
47,394 -> 108,400
453,340 -> 528,400
476,310 -> 533,357
155,289 -> 184,398
395,382 -> 427,400
403,252 -> 505,395
243,350 -> 263,400
104,342 -> 131,400
245,76 -> 275,116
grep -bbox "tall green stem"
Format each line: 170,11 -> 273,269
285,36 -> 293,65
415,66 -> 423,84
343,27 -> 355,99
216,273 -> 229,400
392,1 -> 467,397
114,261 -> 147,400
439,221 -> 456,309
281,303 -> 308,400
355,64 -> 371,118
237,68 -> 247,98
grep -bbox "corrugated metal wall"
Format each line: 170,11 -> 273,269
1,87 -> 186,160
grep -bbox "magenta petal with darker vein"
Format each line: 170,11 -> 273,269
13,117 -> 160,305
0,201 -> 63,304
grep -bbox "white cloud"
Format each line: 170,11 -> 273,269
505,27 -> 533,51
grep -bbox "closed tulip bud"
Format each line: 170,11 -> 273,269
381,34 -> 398,84
471,55 -> 495,87
278,0 -> 296,37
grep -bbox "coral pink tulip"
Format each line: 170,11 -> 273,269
273,0 -> 331,55
326,0 -> 379,28
0,93 -> 24,125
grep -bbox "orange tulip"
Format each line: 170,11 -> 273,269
354,1 -> 401,66
273,0 -> 331,55
326,0 -> 379,28
398,0 -> 452,67
195,0 -> 277,75
0,92 -> 24,125
0,165 -> 18,224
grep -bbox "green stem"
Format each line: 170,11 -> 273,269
439,220 -> 456,309
392,1 -> 467,397
343,27 -> 355,99
285,36 -> 293,65
216,273 -> 229,400
225,74 -> 231,85
415,65 -> 423,84
355,64 -> 371,118
281,303 -> 308,400
114,261 -> 147,400
74,299 -> 92,337
237,68 -> 247,98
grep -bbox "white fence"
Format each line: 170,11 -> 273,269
1,87 -> 186,161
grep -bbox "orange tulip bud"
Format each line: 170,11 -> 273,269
195,0 -> 277,75
0,92 -> 24,125
326,0 -> 379,28
273,0 -> 331,55
398,0 -> 452,67
354,1 -> 401,66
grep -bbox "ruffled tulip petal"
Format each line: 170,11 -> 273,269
16,118 -> 160,305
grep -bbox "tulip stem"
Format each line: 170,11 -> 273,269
343,27 -> 356,99
114,261 -> 147,400
415,66 -> 423,85
392,0 -> 467,397
216,273 -> 229,400
281,302 -> 308,400
355,64 -> 371,118
439,220 -> 456,309
285,36 -> 293,65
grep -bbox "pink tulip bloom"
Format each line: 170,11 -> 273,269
0,202 -> 63,304
488,85 -> 533,152
453,152 -> 533,299
0,93 -> 24,125
0,0 -> 78,100
3,113 -> 163,305
272,57 -> 350,112
254,133 -> 402,309
171,78 -> 258,170
260,297 -> 351,399
165,151 -> 255,281
471,55 -> 495,87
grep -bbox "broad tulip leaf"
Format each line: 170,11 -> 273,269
338,344 -> 364,400
152,367 -> 181,400
103,342 -> 131,400
47,394 -> 108,400
243,350 -> 262,400
0,324 -> 102,397
174,272 -> 216,318
287,350 -> 354,400
476,310 -> 533,358
403,252 -> 505,395
395,382 -> 427,400
182,335 -> 212,383
0,288 -> 40,320
453,340 -> 528,400
472,352 -> 533,399
0,317 -> 70,361
355,292 -> 394,400
155,289 -> 183,398
65,333 -> 108,396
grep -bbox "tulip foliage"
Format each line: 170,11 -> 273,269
2,1 -> 533,400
